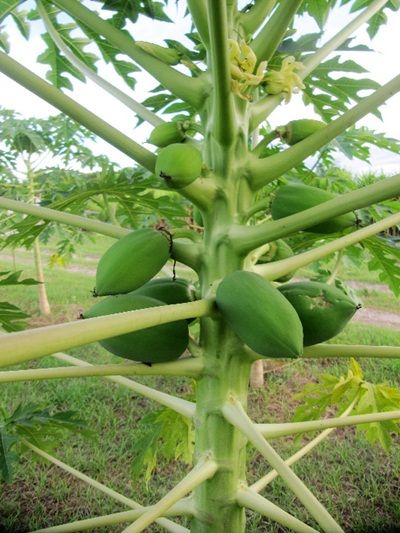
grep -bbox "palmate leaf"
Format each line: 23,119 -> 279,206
362,236 -> 400,296
0,403 -> 93,482
0,427 -> 18,482
0,270 -> 38,286
131,407 -> 193,487
89,0 -> 172,27
0,302 -> 29,332
0,0 -> 22,22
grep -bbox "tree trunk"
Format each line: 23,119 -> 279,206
33,238 -> 51,316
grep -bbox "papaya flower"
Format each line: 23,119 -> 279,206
228,39 -> 268,100
263,56 -> 305,103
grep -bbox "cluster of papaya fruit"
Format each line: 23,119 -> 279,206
83,229 -> 195,364
216,271 -> 360,359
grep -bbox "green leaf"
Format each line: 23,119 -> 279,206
0,271 -> 38,286
362,236 -> 400,296
0,302 -> 30,332
10,9 -> 29,38
0,0 -> 21,22
0,427 -> 18,482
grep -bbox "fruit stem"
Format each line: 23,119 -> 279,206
238,0 -> 278,37
187,0 -> 210,46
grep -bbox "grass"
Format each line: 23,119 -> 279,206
0,240 -> 399,532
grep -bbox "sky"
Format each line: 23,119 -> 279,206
1,1 -> 400,175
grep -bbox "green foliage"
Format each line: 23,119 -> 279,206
294,358 -> 400,451
0,270 -> 38,331
131,407 -> 194,486
0,403 -> 91,482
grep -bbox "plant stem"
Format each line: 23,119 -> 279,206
326,250 -> 343,285
250,400 -> 357,493
254,211 -> 400,279
252,0 -> 303,63
52,0 -> 207,108
0,52 -> 156,172
303,344 -> 400,359
0,299 -> 214,368
122,456 -> 218,533
258,410 -> 400,439
237,487 -> 319,533
37,1 -> 163,127
32,238 -> 51,316
223,396 -> 344,532
251,130 -> 279,157
232,173 -> 400,255
238,0 -> 278,36
249,0 -> 390,128
248,74 -> 400,189
187,0 -> 209,46
206,0 -> 236,146
25,441 -> 189,533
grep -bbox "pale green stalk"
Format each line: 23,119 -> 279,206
252,0 -> 303,62
258,410 -> 400,439
0,358 -> 203,381
206,0 -> 235,146
251,130 -> 279,157
254,211 -> 400,280
249,74 -> 400,189
232,173 -> 400,254
238,0 -> 278,36
237,487 -> 319,533
251,400 -> 357,493
0,196 -> 200,270
37,1 -> 163,127
122,456 -> 218,533
250,0 -> 390,128
0,52 -> 156,172
223,396 -> 344,532
25,441 -> 189,533
52,0 -> 207,108
187,0 -> 209,46
0,299 -> 214,368
52,352 -> 196,418
303,344 -> 400,359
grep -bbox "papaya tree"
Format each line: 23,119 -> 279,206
1,1 -> 400,532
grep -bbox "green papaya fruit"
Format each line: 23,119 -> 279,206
95,229 -> 170,296
83,293 -> 189,363
148,121 -> 189,148
155,143 -> 203,189
216,271 -> 303,358
278,281 -> 360,346
257,239 -> 295,282
276,119 -> 326,145
271,183 -> 356,233
134,277 -> 195,305
135,41 -> 181,65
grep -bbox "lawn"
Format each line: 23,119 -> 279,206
0,238 -> 399,532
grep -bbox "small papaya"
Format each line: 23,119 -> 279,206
95,229 -> 170,296
278,281 -> 360,346
257,239 -> 295,282
134,277 -> 195,305
276,119 -> 326,145
271,183 -> 356,233
216,271 -> 303,358
148,121 -> 189,148
155,143 -> 203,189
83,293 -> 189,363
135,41 -> 181,65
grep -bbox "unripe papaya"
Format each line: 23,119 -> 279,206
278,281 -> 360,346
83,294 -> 189,363
257,240 -> 295,282
216,271 -> 303,358
155,143 -> 203,189
134,277 -> 195,305
95,229 -> 170,296
135,41 -> 181,65
148,121 -> 189,148
276,119 -> 326,145
271,183 -> 356,233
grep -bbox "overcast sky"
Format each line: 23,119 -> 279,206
1,1 -> 399,175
